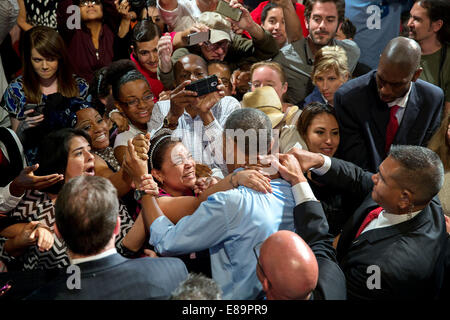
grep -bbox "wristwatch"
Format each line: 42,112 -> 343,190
163,116 -> 178,130
134,189 -> 146,201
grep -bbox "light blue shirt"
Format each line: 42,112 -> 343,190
345,0 -> 402,69
150,177 -> 296,300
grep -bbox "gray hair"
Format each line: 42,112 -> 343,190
55,175 -> 119,255
224,108 -> 273,155
389,145 -> 444,205
170,273 -> 222,300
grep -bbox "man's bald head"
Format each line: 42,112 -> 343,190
379,37 -> 422,77
174,54 -> 208,85
376,37 -> 423,103
258,230 -> 319,300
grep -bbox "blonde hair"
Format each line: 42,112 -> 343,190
250,61 -> 286,84
312,46 -> 349,85
428,112 -> 450,171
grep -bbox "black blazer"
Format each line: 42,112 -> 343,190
334,70 -> 444,172
314,158 -> 448,300
294,201 -> 347,300
26,253 -> 188,300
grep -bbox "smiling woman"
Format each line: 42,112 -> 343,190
0,128 -> 144,271
110,60 -> 155,165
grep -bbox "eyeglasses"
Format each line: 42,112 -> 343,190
79,0 -> 101,7
120,94 -> 154,108
253,241 -> 267,279
203,40 -> 229,52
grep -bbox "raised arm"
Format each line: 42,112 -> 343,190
272,0 -> 303,43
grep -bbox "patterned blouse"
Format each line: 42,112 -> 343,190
93,147 -> 121,173
1,75 -> 89,164
1,75 -> 89,120
0,189 -> 135,271
24,0 -> 58,29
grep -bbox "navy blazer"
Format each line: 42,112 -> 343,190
26,253 -> 188,300
294,201 -> 347,300
314,158 -> 448,300
334,70 -> 444,172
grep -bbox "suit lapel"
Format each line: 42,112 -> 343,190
367,73 -> 390,159
395,82 -> 419,144
337,195 -> 378,262
350,205 -> 430,250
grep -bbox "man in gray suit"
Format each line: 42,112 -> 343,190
27,175 -> 188,300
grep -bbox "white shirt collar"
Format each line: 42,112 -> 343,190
363,209 -> 421,234
70,248 -> 117,265
387,82 -> 413,109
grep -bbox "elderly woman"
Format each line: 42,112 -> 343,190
0,128 -> 147,271
304,45 -> 349,107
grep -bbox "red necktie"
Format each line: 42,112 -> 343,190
385,105 -> 400,153
355,207 -> 383,239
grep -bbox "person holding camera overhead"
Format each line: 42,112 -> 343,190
149,53 -> 240,176
1,26 -> 89,165
57,0 -> 133,82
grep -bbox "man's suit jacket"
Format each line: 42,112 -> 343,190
294,201 -> 347,300
314,158 -> 448,300
26,253 -> 188,300
334,70 -> 444,172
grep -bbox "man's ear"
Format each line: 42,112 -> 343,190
412,67 -> 423,82
431,19 -> 443,33
398,190 -> 413,211
113,216 -> 121,236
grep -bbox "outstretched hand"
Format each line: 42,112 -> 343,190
9,164 -> 64,197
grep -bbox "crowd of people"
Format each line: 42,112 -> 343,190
0,0 -> 449,301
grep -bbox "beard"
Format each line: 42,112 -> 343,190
310,30 -> 335,46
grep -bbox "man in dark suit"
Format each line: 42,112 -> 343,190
27,175 -> 188,300
289,145 -> 448,300
256,154 -> 346,300
334,36 -> 444,173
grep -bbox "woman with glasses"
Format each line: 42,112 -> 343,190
57,0 -> 132,82
110,61 -> 154,164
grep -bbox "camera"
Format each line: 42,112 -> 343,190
185,75 -> 219,97
22,103 -> 45,118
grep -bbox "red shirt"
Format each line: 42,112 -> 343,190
250,1 -> 309,38
130,53 -> 165,102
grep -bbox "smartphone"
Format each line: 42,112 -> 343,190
23,103 -> 45,117
216,0 -> 242,21
187,31 -> 210,46
185,75 -> 219,97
